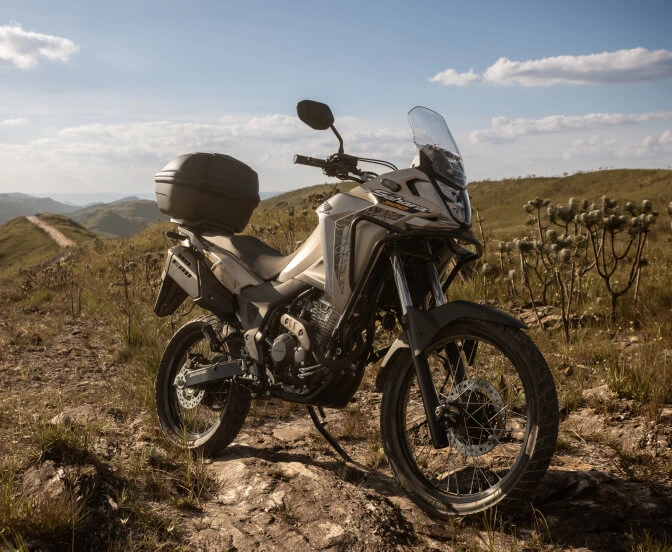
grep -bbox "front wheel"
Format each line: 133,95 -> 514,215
380,320 -> 558,517
155,316 -> 250,455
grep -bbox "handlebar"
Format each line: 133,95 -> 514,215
294,152 -> 387,184
293,154 -> 327,169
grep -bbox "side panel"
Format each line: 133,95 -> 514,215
154,245 -> 236,318
277,226 -> 324,283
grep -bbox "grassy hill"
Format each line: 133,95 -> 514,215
0,193 -> 79,226
0,214 -> 96,280
468,169 -> 672,236
37,213 -> 98,244
71,199 -> 169,237
253,169 -> 672,231
256,182 -> 356,210
0,217 -> 61,279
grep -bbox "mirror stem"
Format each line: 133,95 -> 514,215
330,125 -> 344,154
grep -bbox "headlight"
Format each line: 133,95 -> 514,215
437,182 -> 471,226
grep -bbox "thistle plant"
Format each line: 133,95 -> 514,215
575,196 -> 657,318
486,194 -> 657,340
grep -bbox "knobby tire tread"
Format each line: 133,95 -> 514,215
380,320 -> 559,517
155,315 -> 250,456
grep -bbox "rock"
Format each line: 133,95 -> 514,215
659,407 -> 672,423
582,384 -> 615,402
22,460 -> 65,500
49,404 -> 97,426
305,520 -> 348,549
264,489 -> 286,511
272,423 -> 310,442
278,461 -> 320,481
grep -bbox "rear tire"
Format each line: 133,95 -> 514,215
155,315 -> 250,455
380,320 -> 558,517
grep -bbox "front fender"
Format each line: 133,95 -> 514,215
374,300 -> 526,391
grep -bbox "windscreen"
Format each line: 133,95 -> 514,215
408,106 -> 461,157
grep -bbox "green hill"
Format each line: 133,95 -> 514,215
257,182 -> 357,210
0,194 -> 79,226
0,218 -> 61,280
71,199 -> 169,237
0,215 -> 96,280
468,169 -> 672,236
253,169 -> 672,228
37,213 -> 98,244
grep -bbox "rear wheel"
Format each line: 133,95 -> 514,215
381,320 -> 558,516
155,316 -> 250,455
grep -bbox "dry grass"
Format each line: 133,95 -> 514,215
0,169 -> 671,548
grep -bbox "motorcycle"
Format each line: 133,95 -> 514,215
152,100 -> 559,516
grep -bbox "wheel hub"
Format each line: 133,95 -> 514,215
445,378 -> 506,457
173,363 -> 205,409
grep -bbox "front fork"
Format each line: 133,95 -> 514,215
390,253 -> 450,449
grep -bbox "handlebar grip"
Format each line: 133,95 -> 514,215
293,154 -> 327,168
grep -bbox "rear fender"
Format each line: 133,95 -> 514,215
154,245 -> 236,318
154,274 -> 189,316
374,300 -> 526,391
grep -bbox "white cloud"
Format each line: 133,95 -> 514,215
1,116 -> 29,126
470,111 -> 672,144
429,68 -> 481,86
431,47 -> 672,87
0,23 -> 80,69
0,113 -> 416,192
616,130 -> 672,158
562,130 -> 672,161
222,114 -> 304,140
483,48 -> 672,86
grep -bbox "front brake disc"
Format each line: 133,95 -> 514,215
446,378 -> 506,457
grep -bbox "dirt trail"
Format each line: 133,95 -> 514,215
25,215 -> 76,248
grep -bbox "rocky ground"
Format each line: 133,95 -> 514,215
1,310 -> 671,551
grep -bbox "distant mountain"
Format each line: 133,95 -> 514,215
0,194 -> 80,226
39,192 -> 156,206
71,199 -> 169,237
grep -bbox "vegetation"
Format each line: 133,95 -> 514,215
0,168 -> 670,549
0,217 -> 61,279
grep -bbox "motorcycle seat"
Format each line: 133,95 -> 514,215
202,233 -> 297,281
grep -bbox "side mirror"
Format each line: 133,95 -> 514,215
297,100 -> 334,131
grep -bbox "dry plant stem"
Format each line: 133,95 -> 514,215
476,209 -> 487,258
518,250 -> 545,332
587,223 -> 650,318
552,267 -> 570,343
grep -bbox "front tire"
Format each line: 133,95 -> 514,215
380,320 -> 558,517
155,316 -> 250,455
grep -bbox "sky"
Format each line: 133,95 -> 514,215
1,0 -> 671,198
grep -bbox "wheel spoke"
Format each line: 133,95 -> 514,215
402,334 -> 530,498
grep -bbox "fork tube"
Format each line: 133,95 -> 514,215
390,253 -> 449,449
391,254 -> 413,315
427,263 -> 446,307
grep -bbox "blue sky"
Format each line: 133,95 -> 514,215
1,0 -> 671,196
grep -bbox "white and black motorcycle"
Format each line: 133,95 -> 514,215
153,100 -> 559,516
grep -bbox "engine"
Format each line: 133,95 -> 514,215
308,298 -> 340,354
265,294 -> 341,391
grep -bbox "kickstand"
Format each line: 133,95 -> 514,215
306,405 -> 352,463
